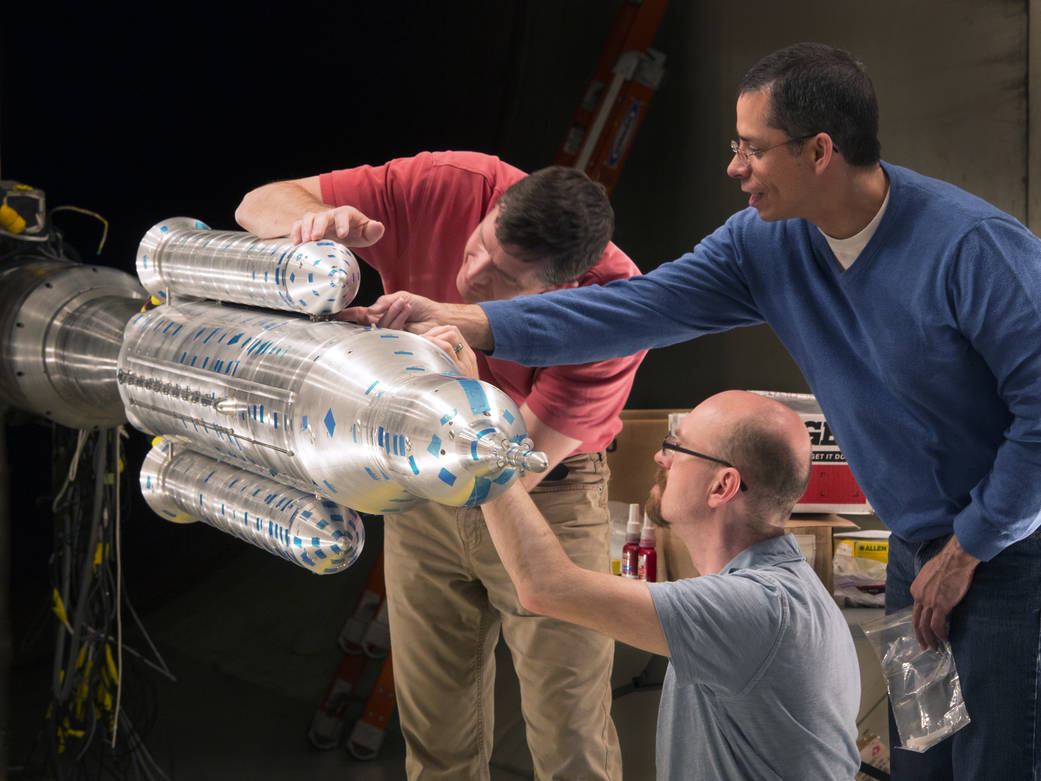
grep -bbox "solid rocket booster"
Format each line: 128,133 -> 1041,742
140,438 -> 364,574
117,299 -> 546,514
136,217 -> 362,316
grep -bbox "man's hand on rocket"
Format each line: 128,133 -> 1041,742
290,205 -> 385,246
339,291 -> 444,333
422,325 -> 479,379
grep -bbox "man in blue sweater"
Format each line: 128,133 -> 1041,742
351,43 -> 1041,779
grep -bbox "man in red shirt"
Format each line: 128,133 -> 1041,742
236,151 -> 644,780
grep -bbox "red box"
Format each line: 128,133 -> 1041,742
751,391 -> 873,515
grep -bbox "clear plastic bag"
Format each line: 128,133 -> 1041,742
860,607 -> 970,752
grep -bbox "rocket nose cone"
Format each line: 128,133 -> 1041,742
500,440 -> 549,473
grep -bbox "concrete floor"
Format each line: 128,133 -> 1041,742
8,513 -> 661,780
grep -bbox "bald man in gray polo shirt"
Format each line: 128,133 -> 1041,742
421,340 -> 861,781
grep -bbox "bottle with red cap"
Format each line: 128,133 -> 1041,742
620,504 -> 641,579
637,513 -> 657,582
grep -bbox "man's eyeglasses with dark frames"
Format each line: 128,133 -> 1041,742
661,437 -> 748,491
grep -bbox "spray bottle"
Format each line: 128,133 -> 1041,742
620,503 -> 642,579
637,513 -> 657,582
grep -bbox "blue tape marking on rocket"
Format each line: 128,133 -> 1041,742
394,351 -> 413,356
438,468 -> 457,486
455,378 -> 491,415
408,456 -> 419,474
322,479 -> 337,494
428,435 -> 442,457
493,469 -> 516,485
440,409 -> 457,426
502,409 -> 515,424
324,409 -> 336,436
364,467 -> 379,481
365,381 -> 379,395
377,427 -> 384,447
464,477 -> 492,507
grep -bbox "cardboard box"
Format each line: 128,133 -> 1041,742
854,732 -> 890,781
787,514 -> 859,594
750,391 -> 873,515
605,409 -> 688,505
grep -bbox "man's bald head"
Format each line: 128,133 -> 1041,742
685,390 -> 811,526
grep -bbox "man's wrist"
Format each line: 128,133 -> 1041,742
946,535 -> 981,569
443,303 -> 493,352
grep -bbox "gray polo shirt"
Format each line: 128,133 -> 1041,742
647,534 -> 860,780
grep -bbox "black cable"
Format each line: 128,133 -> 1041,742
12,427 -> 173,780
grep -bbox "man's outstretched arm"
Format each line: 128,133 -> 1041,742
480,482 -> 668,656
340,291 -> 495,352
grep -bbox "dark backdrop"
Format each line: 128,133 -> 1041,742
0,0 -> 637,626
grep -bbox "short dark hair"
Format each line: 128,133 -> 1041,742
739,42 -> 881,167
494,166 -> 614,285
722,418 -> 811,524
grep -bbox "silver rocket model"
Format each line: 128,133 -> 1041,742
1,219 -> 547,573
140,438 -> 365,574
136,217 -> 362,316
117,299 -> 547,515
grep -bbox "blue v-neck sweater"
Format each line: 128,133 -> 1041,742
482,162 -> 1041,561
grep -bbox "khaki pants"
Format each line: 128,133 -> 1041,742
383,452 -> 622,781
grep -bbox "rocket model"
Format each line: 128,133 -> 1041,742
1,218 -> 548,573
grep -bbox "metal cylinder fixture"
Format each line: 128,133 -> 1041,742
140,438 -> 364,574
136,217 -> 361,315
117,300 -> 546,514
0,258 -> 145,428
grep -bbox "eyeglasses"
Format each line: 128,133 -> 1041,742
661,437 -> 748,491
729,134 -> 816,164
